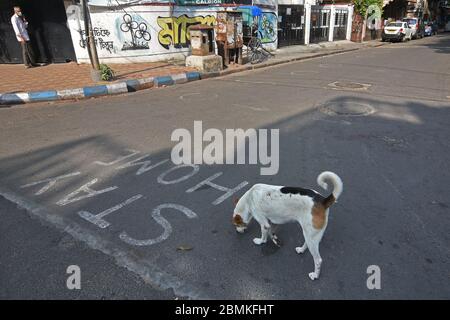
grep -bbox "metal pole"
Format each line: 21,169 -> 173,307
81,0 -> 93,68
82,0 -> 100,70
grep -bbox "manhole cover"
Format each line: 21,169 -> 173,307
319,102 -> 375,117
328,81 -> 371,91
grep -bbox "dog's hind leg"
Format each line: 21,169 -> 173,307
305,236 -> 322,280
253,219 -> 270,245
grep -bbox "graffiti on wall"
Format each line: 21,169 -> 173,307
79,28 -> 115,53
258,12 -> 276,43
157,15 -> 216,49
65,1 -> 278,62
120,14 -> 151,50
67,4 -> 116,54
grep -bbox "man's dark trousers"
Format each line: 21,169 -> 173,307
21,41 -> 35,66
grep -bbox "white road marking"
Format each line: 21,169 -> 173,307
157,164 -> 200,185
116,155 -> 169,176
119,203 -> 198,246
7,147 -> 250,298
78,194 -> 143,228
94,149 -> 140,166
186,172 -> 249,205
0,188 -> 206,299
56,178 -> 118,206
20,172 -> 81,195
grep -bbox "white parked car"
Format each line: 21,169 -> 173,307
382,22 -> 412,42
402,18 -> 425,39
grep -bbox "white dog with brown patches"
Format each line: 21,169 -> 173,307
232,171 -> 343,280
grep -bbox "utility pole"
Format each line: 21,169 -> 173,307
81,0 -> 100,73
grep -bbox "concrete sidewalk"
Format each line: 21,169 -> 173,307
0,61 -> 195,94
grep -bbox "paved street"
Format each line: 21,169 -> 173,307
1,34 -> 450,299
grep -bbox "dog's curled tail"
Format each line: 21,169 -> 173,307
317,171 -> 343,208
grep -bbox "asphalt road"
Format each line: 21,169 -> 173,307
1,34 -> 450,299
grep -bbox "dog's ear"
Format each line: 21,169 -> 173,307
233,197 -> 240,206
233,214 -> 243,225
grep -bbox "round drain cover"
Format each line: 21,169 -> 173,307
328,81 -> 371,91
333,81 -> 365,89
319,102 -> 375,116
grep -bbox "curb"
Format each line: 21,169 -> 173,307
199,47 -> 361,80
0,42 -> 384,106
0,71 -> 201,106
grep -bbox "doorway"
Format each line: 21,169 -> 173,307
0,0 -> 76,64
278,5 -> 305,47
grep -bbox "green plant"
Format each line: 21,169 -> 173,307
100,63 -> 115,81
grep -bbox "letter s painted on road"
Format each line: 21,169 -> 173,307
119,203 -> 198,246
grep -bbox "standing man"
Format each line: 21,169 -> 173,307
11,6 -> 36,68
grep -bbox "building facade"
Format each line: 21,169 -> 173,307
65,0 -> 279,63
1,0 -> 355,65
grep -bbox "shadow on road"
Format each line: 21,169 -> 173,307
0,92 -> 449,299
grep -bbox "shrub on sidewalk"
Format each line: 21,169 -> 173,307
100,64 -> 115,81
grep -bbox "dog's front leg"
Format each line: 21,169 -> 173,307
253,223 -> 270,245
295,242 -> 307,254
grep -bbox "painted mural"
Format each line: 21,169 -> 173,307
258,12 -> 276,44
64,3 -> 277,63
119,14 -> 151,50
157,15 -> 216,49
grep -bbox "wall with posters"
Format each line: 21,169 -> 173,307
64,0 -> 277,63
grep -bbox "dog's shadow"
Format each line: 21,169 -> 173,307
261,224 -> 283,256
261,241 -> 281,256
